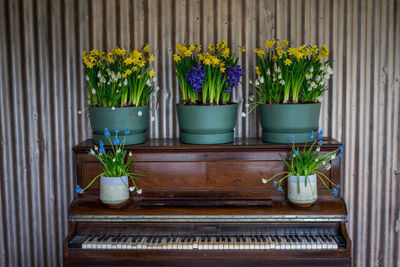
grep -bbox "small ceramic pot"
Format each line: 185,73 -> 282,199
287,174 -> 318,207
100,175 -> 129,208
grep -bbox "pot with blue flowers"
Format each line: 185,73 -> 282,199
243,40 -> 334,144
75,128 -> 144,208
173,41 -> 245,144
81,45 -> 158,145
261,131 -> 343,207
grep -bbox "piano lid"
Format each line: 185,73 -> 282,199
69,198 -> 348,223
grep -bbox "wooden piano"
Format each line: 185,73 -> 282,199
64,138 -> 352,266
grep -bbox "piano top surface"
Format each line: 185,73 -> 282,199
70,198 -> 347,217
73,137 -> 342,152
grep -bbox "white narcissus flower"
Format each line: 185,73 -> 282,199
262,178 -> 267,184
129,187 -> 135,192
91,89 -> 96,94
259,76 -> 264,83
241,112 -> 246,117
137,189 -> 142,194
255,80 -> 260,86
129,152 -> 133,157
138,111 -> 142,117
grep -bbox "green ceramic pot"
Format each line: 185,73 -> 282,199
259,103 -> 321,143
176,103 -> 238,144
89,106 -> 149,145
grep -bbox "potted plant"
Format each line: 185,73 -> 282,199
173,41 -> 245,144
75,128 -> 144,208
261,130 -> 343,207
243,40 -> 333,143
81,45 -> 157,145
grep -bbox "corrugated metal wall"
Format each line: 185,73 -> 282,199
0,0 -> 399,266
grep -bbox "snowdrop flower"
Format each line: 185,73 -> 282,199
316,147 -> 320,152
90,149 -> 95,155
91,89 -> 96,94
245,103 -> 250,108
107,80 -> 111,85
94,145 -> 98,151
100,77 -> 106,84
280,80 -> 285,85
137,189 -> 142,194
112,158 -> 116,162
118,82 -> 122,87
310,67 -> 314,73
138,111 -> 142,117
278,74 -> 282,80
316,76 -> 321,82
255,80 -> 260,86
262,178 -> 267,184
123,79 -> 128,86
266,69 -> 271,75
85,75 -> 90,81
117,72 -> 121,79
307,87 -> 312,91
112,106 -> 115,111
116,90 -> 119,93
276,67 -> 281,73
241,112 -> 246,117
322,161 -> 326,165
97,71 -> 102,78
129,152 -> 133,157
325,164 -> 332,170
116,149 -> 121,154
259,76 -> 264,84
129,187 -> 135,192
146,80 -> 152,86
249,95 -> 255,101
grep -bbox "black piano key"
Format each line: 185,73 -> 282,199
201,236 -> 205,242
319,234 -> 327,242
69,235 -> 88,249
207,236 -> 211,242
216,236 -> 220,242
332,235 -> 346,249
88,235 -> 97,242
235,236 -> 240,242
227,236 -> 231,242
157,237 -> 162,244
111,235 -> 119,242
151,236 -> 157,244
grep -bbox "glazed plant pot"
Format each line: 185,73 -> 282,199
176,103 -> 238,144
89,106 -> 149,145
287,174 -> 318,207
259,103 -> 321,143
100,175 -> 129,208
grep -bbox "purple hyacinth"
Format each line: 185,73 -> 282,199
224,65 -> 242,92
186,65 -> 205,92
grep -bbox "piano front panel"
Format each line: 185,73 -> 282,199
76,149 -> 340,198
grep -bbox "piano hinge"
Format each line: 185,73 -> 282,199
70,214 -> 347,223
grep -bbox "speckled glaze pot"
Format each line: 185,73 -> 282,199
287,174 -> 318,207
100,175 -> 129,208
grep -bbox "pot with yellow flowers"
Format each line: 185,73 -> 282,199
76,128 -> 144,208
81,45 -> 158,145
261,131 -> 343,207
243,40 -> 333,143
173,41 -> 245,144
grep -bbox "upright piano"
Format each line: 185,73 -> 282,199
64,138 -> 352,266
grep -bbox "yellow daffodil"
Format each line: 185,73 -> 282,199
265,40 -> 276,48
284,58 -> 292,65
197,45 -> 202,51
149,70 -> 156,77
255,66 -> 261,76
241,46 -> 246,52
173,54 -> 181,62
184,49 -> 192,57
149,54 -> 155,62
124,57 -> 134,65
137,75 -> 141,79
126,69 -> 132,75
220,67 -> 226,73
254,48 -> 264,57
208,44 -> 215,52
107,57 -> 114,64
143,44 -> 150,53
122,73 -> 127,78
189,44 -> 196,51
282,40 -> 289,46
272,55 -> 278,61
305,73 -> 309,78
222,48 -> 230,58
204,58 -> 211,65
132,66 -> 138,71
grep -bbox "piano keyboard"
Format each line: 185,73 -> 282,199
69,234 -> 346,250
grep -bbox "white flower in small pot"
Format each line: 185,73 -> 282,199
76,128 -> 144,208
262,130 -> 343,207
